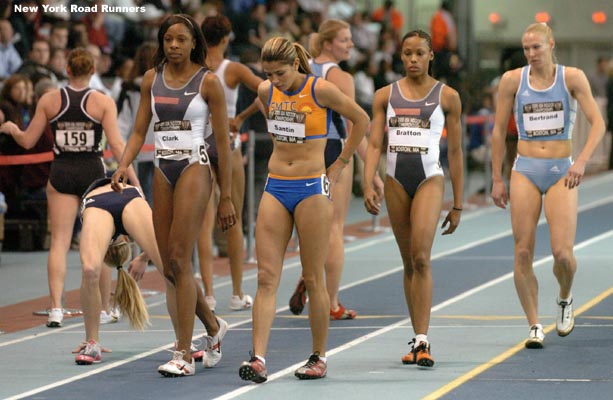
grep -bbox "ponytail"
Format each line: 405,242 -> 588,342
104,239 -> 150,331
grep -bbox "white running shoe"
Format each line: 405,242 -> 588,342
110,307 -> 121,322
99,310 -> 118,325
229,294 -> 253,311
205,296 -> 217,312
525,324 -> 545,349
47,308 -> 63,328
556,297 -> 575,337
158,350 -> 195,377
202,317 -> 228,368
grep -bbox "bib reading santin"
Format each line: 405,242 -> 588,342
267,75 -> 330,143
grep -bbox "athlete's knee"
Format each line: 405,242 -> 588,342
167,258 -> 189,279
256,266 -> 280,292
515,245 -> 533,267
81,262 -> 101,285
302,272 -> 324,294
552,247 -> 574,269
410,252 -> 430,275
167,246 -> 191,270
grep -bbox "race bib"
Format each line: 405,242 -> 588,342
388,116 -> 430,154
268,109 -> 306,143
55,121 -> 96,152
154,120 -> 193,160
197,144 -> 209,165
321,174 -> 330,198
522,102 -> 564,138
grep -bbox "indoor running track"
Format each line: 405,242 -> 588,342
1,172 -> 612,400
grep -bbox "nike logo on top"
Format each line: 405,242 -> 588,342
299,94 -> 308,98
184,91 -> 197,96
425,102 -> 436,106
306,182 -> 317,186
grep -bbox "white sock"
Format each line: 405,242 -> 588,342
415,334 -> 428,346
558,294 -> 572,303
318,355 -> 327,363
255,355 -> 266,364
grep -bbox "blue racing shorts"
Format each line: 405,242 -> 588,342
513,155 -> 572,194
264,173 -> 331,214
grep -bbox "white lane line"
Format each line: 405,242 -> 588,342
214,229 -> 613,400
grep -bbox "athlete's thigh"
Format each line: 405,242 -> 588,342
294,194 -> 333,273
171,164 -> 212,248
231,148 -> 245,214
255,193 -> 294,282
410,176 -> 444,254
80,208 -> 115,268
152,168 -> 174,262
331,158 -> 353,221
543,178 -> 578,250
510,170 -> 542,247
384,176 -> 412,260
46,182 -> 80,242
122,198 -> 163,269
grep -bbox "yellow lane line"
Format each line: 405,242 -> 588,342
422,287 -> 613,400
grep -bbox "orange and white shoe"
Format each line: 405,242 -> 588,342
330,303 -> 357,320
401,338 -> 417,365
414,342 -> 434,367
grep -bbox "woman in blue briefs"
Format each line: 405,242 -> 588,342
75,178 -> 227,368
238,36 -> 369,383
490,23 -> 605,349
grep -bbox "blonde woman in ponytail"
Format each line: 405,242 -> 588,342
103,237 -> 149,331
288,19 -> 384,321
238,36 -> 369,383
75,178 -> 227,369
491,23 -> 605,348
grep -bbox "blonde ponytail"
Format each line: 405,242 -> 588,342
104,239 -> 150,331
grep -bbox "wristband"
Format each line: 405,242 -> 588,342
338,156 -> 350,165
452,207 -> 463,211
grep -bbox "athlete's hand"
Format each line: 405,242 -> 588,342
217,197 -> 237,232
565,159 -> 585,190
229,116 -> 243,134
111,167 -> 128,193
0,121 -> 18,135
326,160 -> 344,185
441,208 -> 461,235
128,253 -> 148,282
363,186 -> 381,215
491,180 -> 508,209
